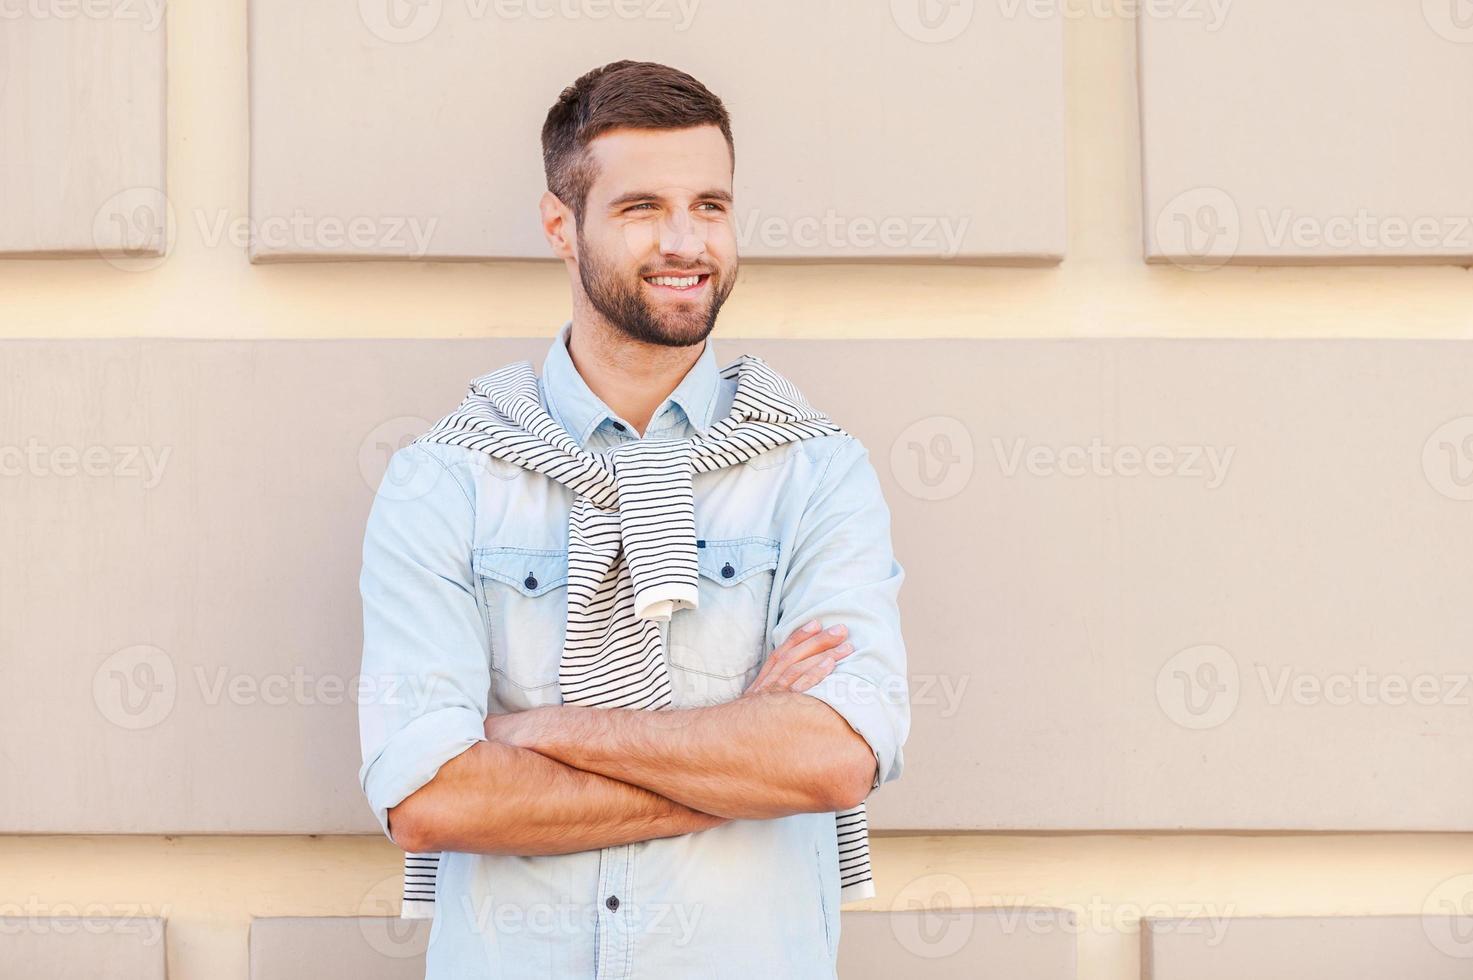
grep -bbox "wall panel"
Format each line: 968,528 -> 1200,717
1140,1 -> 1473,264
248,1 -> 1064,263
2,338 -> 1472,832
0,7 -> 167,256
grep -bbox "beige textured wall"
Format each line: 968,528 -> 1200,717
2,2 -> 1471,980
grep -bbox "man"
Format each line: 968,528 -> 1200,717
357,60 -> 909,978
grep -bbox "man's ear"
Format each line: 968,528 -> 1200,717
540,190 -> 576,260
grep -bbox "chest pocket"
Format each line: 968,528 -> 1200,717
474,547 -> 569,702
666,537 -> 781,706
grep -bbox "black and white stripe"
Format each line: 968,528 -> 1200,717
395,351 -> 875,919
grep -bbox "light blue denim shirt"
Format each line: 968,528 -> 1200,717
357,321 -> 910,979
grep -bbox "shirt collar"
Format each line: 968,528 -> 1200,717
541,318 -> 721,447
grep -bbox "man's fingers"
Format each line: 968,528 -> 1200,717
787,652 -> 839,692
773,641 -> 853,690
751,622 -> 849,689
750,621 -> 826,689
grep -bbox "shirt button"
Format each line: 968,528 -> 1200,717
605,895 -> 620,911
611,421 -> 626,431
524,574 -> 538,590
721,562 -> 735,579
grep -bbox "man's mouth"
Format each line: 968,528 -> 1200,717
643,273 -> 710,294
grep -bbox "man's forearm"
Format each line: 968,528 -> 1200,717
506,691 -> 875,820
392,737 -> 725,855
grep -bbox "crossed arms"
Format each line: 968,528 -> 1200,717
390,630 -> 871,856
358,439 -> 910,858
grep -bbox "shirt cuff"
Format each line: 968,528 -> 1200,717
359,705 -> 487,844
799,671 -> 905,795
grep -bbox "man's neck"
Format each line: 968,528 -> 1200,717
565,320 -> 704,437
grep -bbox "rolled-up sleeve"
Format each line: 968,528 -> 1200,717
781,435 -> 910,794
357,443 -> 490,845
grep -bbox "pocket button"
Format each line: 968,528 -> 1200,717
667,537 -> 781,703
474,547 -> 569,695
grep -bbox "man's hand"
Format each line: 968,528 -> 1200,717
745,619 -> 854,695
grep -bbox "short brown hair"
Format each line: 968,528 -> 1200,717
541,60 -> 734,227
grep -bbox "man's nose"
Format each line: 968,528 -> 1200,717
659,212 -> 708,259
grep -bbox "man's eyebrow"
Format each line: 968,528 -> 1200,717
606,188 -> 734,208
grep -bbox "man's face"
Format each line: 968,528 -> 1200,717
571,125 -> 738,349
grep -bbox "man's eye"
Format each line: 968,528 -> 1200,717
628,203 -> 656,212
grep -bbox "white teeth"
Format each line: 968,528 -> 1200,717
646,275 -> 701,288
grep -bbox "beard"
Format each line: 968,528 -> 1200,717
576,230 -> 735,349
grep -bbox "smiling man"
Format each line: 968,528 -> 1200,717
357,60 -> 910,979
